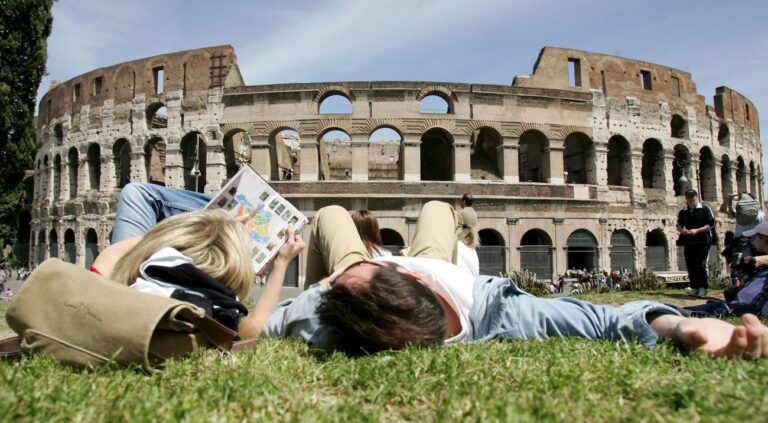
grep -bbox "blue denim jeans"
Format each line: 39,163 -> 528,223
111,183 -> 211,243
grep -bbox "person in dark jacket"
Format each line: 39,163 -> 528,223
677,189 -> 716,298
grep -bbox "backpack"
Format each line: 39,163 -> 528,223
729,268 -> 768,317
735,194 -> 760,226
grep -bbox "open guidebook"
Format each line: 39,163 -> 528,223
205,165 -> 308,274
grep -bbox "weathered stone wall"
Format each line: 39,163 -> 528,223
30,46 -> 762,285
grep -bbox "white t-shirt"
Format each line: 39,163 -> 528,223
374,256 -> 475,344
456,242 -> 479,277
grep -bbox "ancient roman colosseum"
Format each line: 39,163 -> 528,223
26,45 -> 762,287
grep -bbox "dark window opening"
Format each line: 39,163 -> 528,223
210,55 -> 225,88
568,58 -> 581,87
94,77 -> 103,95
73,83 -> 81,102
640,70 -> 652,90
153,67 -> 164,95
746,104 -> 750,121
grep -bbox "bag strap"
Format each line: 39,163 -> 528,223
191,315 -> 259,353
0,335 -> 23,359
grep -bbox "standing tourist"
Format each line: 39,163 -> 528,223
676,190 -> 716,298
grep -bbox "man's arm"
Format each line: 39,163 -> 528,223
238,227 -> 305,339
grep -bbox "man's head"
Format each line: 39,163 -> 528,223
460,193 -> 473,208
684,189 -> 698,208
316,261 -> 447,356
744,222 -> 768,253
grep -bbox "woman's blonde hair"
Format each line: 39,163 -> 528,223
111,210 -> 255,299
459,226 -> 479,249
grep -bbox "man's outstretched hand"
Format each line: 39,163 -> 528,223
658,314 -> 768,359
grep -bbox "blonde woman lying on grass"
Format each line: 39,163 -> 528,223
92,210 -> 304,340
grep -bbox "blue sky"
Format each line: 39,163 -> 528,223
38,0 -> 768,190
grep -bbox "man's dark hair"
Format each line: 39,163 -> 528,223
461,193 -> 473,207
316,266 -> 447,356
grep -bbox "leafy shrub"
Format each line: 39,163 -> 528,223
621,268 -> 664,291
504,269 -> 551,297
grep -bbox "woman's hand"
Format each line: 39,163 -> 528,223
275,226 -> 305,265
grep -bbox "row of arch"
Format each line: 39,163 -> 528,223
34,126 -> 761,201
31,227 -> 101,269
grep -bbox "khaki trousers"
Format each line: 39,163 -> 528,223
304,201 -> 464,289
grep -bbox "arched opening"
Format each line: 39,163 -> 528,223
470,127 -> 502,180
607,135 -> 631,187
736,157 -> 747,194
42,156 -> 48,197
113,138 -> 131,188
368,127 -> 402,181
85,228 -> 99,269
518,130 -> 549,183
53,154 -> 62,199
699,147 -> 716,201
717,123 -> 729,144
223,129 -> 251,179
318,94 -> 352,114
49,229 -> 58,259
37,229 -> 45,264
420,128 -> 453,181
563,132 -> 595,184
53,123 -> 63,145
270,129 -> 301,181
672,144 -> 693,196
566,229 -> 599,270
181,132 -> 207,192
641,139 -> 665,189
419,94 -> 451,114
144,137 -> 166,185
478,228 -> 506,276
610,230 -> 635,271
380,228 -> 405,256
670,114 -> 688,139
13,211 -> 31,265
320,129 -> 352,180
520,229 -> 553,281
67,147 -> 78,199
64,229 -> 76,264
645,229 -> 668,271
721,155 -> 733,199
87,143 -> 101,190
146,103 -> 168,129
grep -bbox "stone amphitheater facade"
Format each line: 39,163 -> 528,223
27,45 -> 762,286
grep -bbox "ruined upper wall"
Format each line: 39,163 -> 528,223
715,86 -> 759,133
38,45 -> 242,130
514,47 -> 707,114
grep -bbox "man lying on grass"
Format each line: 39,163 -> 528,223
110,183 -> 768,359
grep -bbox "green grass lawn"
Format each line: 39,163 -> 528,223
1,292 -> 767,422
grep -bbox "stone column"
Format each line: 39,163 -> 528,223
547,139 -> 565,184
131,149 -> 147,184
630,150 -> 646,204
59,158 -> 70,201
205,139 -> 226,192
249,135 -> 271,178
453,134 -> 471,182
299,140 -> 319,182
350,134 -> 369,182
402,135 -> 421,182
664,151 -> 676,200
164,144 -> 183,188
593,145 -> 608,186
501,138 -> 519,183
713,161 -> 723,204
101,152 -> 115,193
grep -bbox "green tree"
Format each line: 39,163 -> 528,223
0,0 -> 54,261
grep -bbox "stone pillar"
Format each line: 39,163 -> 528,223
350,134 -> 369,182
501,138 -> 519,183
165,144 -> 183,188
131,149 -> 147,184
205,139 -> 226,192
299,140 -> 319,182
630,150 -> 646,204
402,135 -> 421,182
547,139 -> 565,184
664,151 -> 675,199
593,145 -> 608,186
713,161 -> 723,203
453,134 -> 471,182
101,152 -> 115,192
59,159 -> 70,201
250,135 -> 271,178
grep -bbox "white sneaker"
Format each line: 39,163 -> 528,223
699,289 -> 708,298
